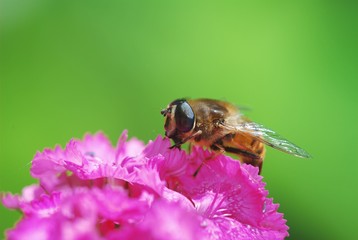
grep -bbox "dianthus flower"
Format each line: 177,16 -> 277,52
1,131 -> 289,239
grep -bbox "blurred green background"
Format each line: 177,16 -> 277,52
1,0 -> 357,239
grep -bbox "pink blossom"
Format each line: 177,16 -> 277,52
1,131 -> 289,239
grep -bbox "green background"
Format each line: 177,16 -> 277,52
1,1 -> 357,239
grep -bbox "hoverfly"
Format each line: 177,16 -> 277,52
161,98 -> 310,174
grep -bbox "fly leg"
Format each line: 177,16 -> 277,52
193,143 -> 224,177
222,146 -> 263,174
169,130 -> 202,149
193,162 -> 204,177
188,142 -> 193,155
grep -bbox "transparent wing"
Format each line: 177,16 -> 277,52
222,120 -> 311,158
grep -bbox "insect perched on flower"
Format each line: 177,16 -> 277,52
161,98 -> 311,173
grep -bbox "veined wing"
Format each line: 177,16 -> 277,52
222,120 -> 311,158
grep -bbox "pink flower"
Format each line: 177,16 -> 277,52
1,131 -> 289,239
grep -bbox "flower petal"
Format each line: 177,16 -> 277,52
107,200 -> 206,240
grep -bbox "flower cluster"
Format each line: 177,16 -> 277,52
1,131 -> 288,239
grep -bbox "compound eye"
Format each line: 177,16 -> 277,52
175,101 -> 195,132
